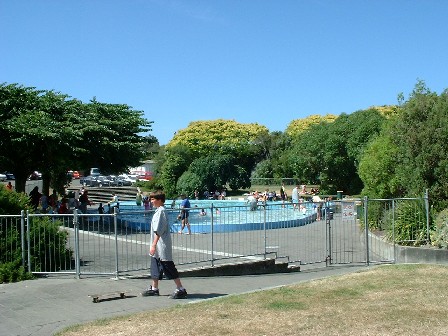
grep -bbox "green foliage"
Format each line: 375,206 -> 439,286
285,108 -> 386,194
286,114 -> 337,137
160,120 -> 267,196
27,217 -> 73,272
167,119 -> 269,158
385,200 -> 428,246
176,171 -> 203,197
358,133 -> 402,198
431,208 -> 448,249
0,260 -> 33,283
0,187 -> 31,215
0,83 -> 153,194
387,81 -> 448,209
158,148 -> 192,198
0,187 -> 72,281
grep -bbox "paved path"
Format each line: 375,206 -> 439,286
0,266 -> 366,336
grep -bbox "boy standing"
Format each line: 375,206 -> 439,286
141,191 -> 187,299
178,194 -> 191,234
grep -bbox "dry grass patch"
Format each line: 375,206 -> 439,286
58,264 -> 448,336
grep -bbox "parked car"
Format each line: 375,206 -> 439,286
0,173 -> 6,182
96,175 -> 112,187
127,174 -> 139,182
28,171 -> 42,180
108,175 -> 122,187
137,172 -> 153,181
3,172 -> 15,180
80,175 -> 100,187
117,174 -> 134,186
90,168 -> 101,177
67,170 -> 77,180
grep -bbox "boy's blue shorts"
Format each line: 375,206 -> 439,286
150,257 -> 180,280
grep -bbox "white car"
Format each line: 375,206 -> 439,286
0,173 -> 6,181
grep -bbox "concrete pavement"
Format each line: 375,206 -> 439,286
0,266 -> 367,336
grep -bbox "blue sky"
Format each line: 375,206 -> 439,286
1,1 -> 447,145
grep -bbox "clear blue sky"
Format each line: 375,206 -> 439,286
1,1 -> 447,145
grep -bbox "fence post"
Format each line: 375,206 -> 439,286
73,209 -> 81,279
424,189 -> 430,244
263,201 -> 267,259
211,203 -> 214,267
325,205 -> 332,266
114,207 -> 119,279
392,199 -> 396,262
364,196 -> 370,266
26,210 -> 31,273
20,210 -> 26,268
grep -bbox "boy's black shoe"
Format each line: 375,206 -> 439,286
141,288 -> 160,296
169,288 -> 187,299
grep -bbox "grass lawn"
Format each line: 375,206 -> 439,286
58,264 -> 448,336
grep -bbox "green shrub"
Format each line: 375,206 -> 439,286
27,217 -> 73,272
0,187 -> 73,280
385,199 -> 428,246
0,259 -> 33,283
0,187 -> 31,215
430,208 -> 448,249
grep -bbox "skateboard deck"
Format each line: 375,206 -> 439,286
89,291 -> 127,303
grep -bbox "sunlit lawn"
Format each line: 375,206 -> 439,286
58,264 -> 448,336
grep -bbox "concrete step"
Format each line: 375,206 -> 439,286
67,186 -> 138,204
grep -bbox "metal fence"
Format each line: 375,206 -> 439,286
0,194 -> 430,278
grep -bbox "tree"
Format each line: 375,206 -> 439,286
286,114 -> 338,138
286,108 -> 386,194
358,132 -> 402,198
0,83 -> 153,194
389,81 -> 448,210
161,119 -> 269,195
75,99 -> 152,176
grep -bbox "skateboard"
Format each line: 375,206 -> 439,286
89,291 -> 127,303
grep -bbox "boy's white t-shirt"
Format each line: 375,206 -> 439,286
150,205 -> 172,261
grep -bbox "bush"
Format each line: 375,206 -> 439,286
0,187 -> 31,215
27,217 -> 73,272
431,208 -> 448,249
385,199 -> 428,246
0,259 -> 33,283
0,187 -> 72,280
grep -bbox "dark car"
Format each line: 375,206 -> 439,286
4,172 -> 15,180
96,175 -> 112,187
81,175 -> 100,187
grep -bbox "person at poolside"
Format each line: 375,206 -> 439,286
29,186 -> 42,211
136,189 -> 143,206
178,194 -> 191,234
141,191 -> 187,299
79,189 -> 93,214
247,193 -> 258,211
143,195 -> 152,213
292,184 -> 299,209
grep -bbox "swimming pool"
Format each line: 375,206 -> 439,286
115,199 -> 318,234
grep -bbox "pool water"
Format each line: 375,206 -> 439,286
115,199 -> 318,233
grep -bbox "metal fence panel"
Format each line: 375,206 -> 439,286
0,194 -> 431,278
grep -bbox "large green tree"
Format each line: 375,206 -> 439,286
390,81 -> 448,209
161,119 -> 269,195
0,83 -> 152,194
285,108 -> 386,194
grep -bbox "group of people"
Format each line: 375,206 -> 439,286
26,185 -> 96,215
202,189 -> 227,200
